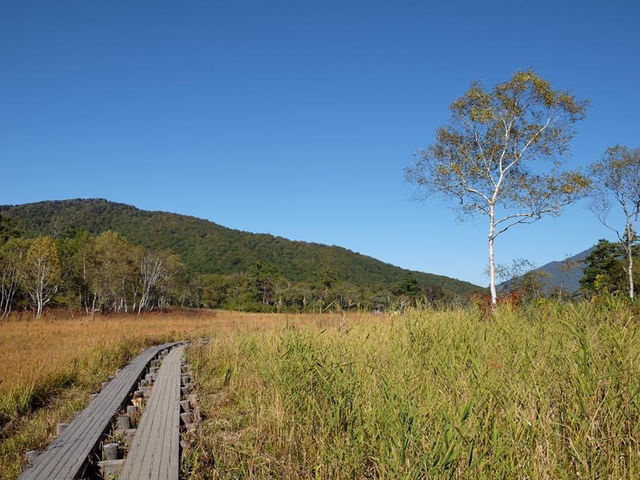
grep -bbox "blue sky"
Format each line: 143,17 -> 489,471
1,1 -> 638,286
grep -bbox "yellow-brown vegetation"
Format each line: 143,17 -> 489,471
0,309 -> 359,479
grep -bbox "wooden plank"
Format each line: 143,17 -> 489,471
19,342 -> 179,480
120,345 -> 183,480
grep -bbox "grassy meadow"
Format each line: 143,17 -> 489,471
0,309 -> 365,479
1,301 -> 639,479
184,299 -> 640,479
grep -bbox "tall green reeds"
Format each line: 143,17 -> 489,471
185,298 -> 640,479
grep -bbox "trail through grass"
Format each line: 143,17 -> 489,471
0,309 -> 359,479
0,310 -> 220,479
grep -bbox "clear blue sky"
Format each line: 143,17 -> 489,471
1,1 -> 638,286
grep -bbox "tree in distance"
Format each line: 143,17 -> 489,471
495,258 -> 548,301
0,237 -> 29,317
589,145 -> 640,299
406,70 -> 591,305
580,239 -> 623,295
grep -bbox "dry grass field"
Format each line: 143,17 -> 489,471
2,302 -> 640,479
0,309 -> 345,479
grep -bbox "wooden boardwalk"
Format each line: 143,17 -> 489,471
19,342 -> 178,480
120,345 -> 184,480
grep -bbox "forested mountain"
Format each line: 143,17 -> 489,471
0,199 -> 481,298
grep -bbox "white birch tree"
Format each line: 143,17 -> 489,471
590,145 -> 640,299
406,70 -> 591,305
137,250 -> 181,313
21,237 -> 61,318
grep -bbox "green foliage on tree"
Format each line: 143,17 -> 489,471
0,214 -> 21,246
320,266 -> 337,291
248,262 -> 282,306
395,273 -> 421,298
579,239 -> 640,296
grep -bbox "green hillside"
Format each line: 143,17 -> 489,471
0,199 -> 481,297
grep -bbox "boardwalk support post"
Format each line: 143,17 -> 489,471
56,423 -> 69,436
116,414 -> 131,430
103,443 -> 120,461
26,451 -> 40,466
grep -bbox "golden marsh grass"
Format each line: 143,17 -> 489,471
0,309 -> 361,479
184,299 -> 640,479
2,302 -> 639,479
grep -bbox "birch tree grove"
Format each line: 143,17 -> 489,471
406,70 -> 591,305
590,145 -> 640,299
89,232 -> 138,314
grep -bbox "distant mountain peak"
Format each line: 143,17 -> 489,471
498,247 -> 595,294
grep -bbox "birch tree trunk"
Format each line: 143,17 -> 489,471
627,221 -> 635,300
0,268 -> 19,318
488,205 -> 497,305
629,252 -> 634,300
35,271 -> 44,318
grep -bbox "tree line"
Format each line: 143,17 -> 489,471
1,213 -> 636,319
0,220 -> 450,317
0,226 -> 181,318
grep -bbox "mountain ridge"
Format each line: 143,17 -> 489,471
0,198 -> 482,296
498,247 -> 594,295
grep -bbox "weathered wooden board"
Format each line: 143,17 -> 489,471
120,345 -> 184,480
19,342 -> 179,480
